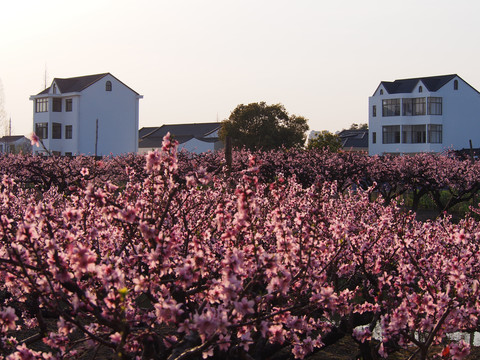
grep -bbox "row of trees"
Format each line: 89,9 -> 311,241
0,148 -> 476,215
0,136 -> 478,359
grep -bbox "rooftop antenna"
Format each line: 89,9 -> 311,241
44,64 -> 48,89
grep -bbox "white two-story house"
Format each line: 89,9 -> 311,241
368,74 -> 480,155
30,73 -> 142,156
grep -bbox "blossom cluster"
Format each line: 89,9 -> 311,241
0,137 -> 479,359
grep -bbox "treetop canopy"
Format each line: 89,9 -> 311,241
219,102 -> 309,150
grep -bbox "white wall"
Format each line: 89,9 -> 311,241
31,74 -> 141,156
368,76 -> 480,155
78,74 -> 140,156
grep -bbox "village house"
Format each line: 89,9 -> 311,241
138,122 -> 223,154
368,74 -> 480,155
30,73 -> 142,156
0,135 -> 32,154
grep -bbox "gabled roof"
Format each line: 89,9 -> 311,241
36,73 -> 140,95
0,135 -> 28,143
377,74 -> 458,95
139,122 -> 221,147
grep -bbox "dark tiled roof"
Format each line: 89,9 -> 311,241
38,73 -> 109,95
37,73 -> 141,96
380,74 -> 457,94
338,129 -> 368,149
139,122 -> 221,147
0,135 -> 27,143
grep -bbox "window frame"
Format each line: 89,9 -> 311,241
413,97 -> 426,116
52,122 -> 62,139
402,124 -> 426,144
382,99 -> 401,117
35,98 -> 48,113
65,99 -> 73,112
382,125 -> 401,144
35,123 -> 48,139
427,97 -> 442,115
428,124 -> 443,143
52,98 -> 62,112
65,125 -> 73,139
106,81 -> 112,91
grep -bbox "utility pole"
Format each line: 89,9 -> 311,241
95,119 -> 99,157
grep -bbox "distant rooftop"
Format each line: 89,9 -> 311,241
139,122 -> 221,148
338,129 -> 368,150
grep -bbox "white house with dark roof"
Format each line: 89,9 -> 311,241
0,135 -> 32,154
368,74 -> 480,155
138,122 -> 223,154
30,73 -> 142,156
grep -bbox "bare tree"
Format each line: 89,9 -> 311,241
0,79 -> 9,137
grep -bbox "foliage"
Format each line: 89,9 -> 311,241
348,123 -> 368,130
307,130 -> 342,152
219,102 -> 309,150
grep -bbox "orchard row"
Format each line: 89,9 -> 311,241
1,148 -> 479,214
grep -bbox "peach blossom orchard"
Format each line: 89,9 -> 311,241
0,135 -> 480,359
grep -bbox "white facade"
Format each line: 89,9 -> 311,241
368,75 -> 480,155
0,136 -> 32,154
30,73 -> 142,156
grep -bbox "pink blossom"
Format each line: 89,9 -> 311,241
29,133 -> 40,147
352,326 -> 372,343
110,332 -> 122,344
449,340 -> 471,360
233,297 -> 255,316
0,306 -> 18,331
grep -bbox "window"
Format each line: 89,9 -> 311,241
402,98 -> 427,116
372,105 -> 376,117
454,80 -> 458,90
380,89 -> 384,95
428,97 -> 442,115
403,98 -> 413,116
413,97 -> 426,115
52,123 -> 62,139
428,124 -> 442,143
52,98 -> 62,112
402,125 -> 426,143
372,132 -> 376,144
35,98 -> 48,113
382,125 -> 400,144
65,99 -> 73,112
418,86 -> 423,93
65,152 -> 73,157
106,81 -> 112,91
65,125 -> 73,139
35,123 -> 48,139
52,151 -> 61,156
382,99 -> 400,117
52,84 -> 57,94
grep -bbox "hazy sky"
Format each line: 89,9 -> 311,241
1,0 -> 480,137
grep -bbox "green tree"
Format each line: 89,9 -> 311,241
307,130 -> 342,152
219,102 -> 309,150
348,122 -> 368,130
